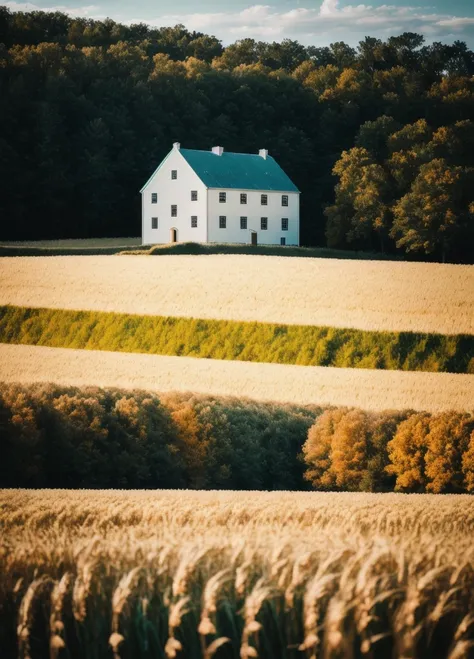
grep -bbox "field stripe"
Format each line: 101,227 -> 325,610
1,305 -> 472,373
1,343 -> 472,412
1,255 -> 473,334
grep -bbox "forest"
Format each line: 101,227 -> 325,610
1,8 -> 474,261
1,383 -> 473,493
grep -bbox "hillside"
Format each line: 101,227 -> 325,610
1,9 -> 474,261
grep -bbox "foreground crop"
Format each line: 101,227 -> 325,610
1,490 -> 473,659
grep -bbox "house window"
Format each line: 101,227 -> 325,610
191,216 -> 198,228
282,195 -> 288,207
261,194 -> 268,205
280,237 -> 286,246
281,218 -> 289,231
219,192 -> 226,203
191,191 -> 198,201
261,217 -> 268,230
151,193 -> 157,204
171,205 -> 177,217
219,216 -> 226,228
171,170 -> 177,180
240,193 -> 247,204
240,216 -> 247,230
151,217 -> 158,229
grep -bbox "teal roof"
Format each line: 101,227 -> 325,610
180,148 -> 299,192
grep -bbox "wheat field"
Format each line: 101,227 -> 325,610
1,255 -> 473,333
1,343 -> 473,411
1,489 -> 473,659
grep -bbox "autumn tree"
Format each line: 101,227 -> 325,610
424,412 -> 474,492
386,413 -> 431,491
330,409 -> 372,490
461,430 -> 474,493
161,393 -> 210,489
366,411 -> 409,490
303,408 -> 346,489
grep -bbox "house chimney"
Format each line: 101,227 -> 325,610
212,146 -> 224,156
173,142 -> 181,150
259,149 -> 268,159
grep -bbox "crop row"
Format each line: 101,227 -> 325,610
1,306 -> 473,373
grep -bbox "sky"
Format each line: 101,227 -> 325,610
5,0 -> 474,48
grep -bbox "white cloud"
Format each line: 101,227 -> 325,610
319,0 -> 339,17
5,0 -> 474,47
144,1 -> 474,46
5,1 -> 104,18
436,17 -> 474,28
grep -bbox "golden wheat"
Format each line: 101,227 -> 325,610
1,489 -> 473,659
1,255 -> 472,333
1,343 -> 472,412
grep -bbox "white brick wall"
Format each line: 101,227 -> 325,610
141,149 -> 208,245
207,189 -> 299,246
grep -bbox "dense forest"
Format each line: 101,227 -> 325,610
1,383 -> 473,492
1,8 -> 474,260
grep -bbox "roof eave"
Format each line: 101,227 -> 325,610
206,187 -> 300,193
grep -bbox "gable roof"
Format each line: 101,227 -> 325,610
179,148 -> 299,192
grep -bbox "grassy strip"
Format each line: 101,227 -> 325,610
0,244 -> 151,257
120,241 -> 406,260
1,305 -> 472,373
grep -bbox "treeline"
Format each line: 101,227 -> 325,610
304,408 -> 474,493
1,382 -> 473,492
1,8 -> 474,260
0,383 -> 319,490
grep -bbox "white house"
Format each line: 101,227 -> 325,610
140,143 -> 300,246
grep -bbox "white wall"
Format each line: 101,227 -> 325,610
207,189 -> 300,246
141,148 -> 208,245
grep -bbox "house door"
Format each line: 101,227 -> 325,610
170,228 -> 178,243
250,231 -> 257,246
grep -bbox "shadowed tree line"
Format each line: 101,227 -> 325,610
0,7 -> 473,260
1,382 -> 472,492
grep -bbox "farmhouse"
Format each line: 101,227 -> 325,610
141,143 -> 300,246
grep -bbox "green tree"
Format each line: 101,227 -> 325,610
325,148 -> 391,250
390,159 -> 474,260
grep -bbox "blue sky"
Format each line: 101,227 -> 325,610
5,0 -> 474,47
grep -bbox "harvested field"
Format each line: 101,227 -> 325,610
1,343 -> 472,412
0,255 -> 472,333
1,489 -> 473,659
